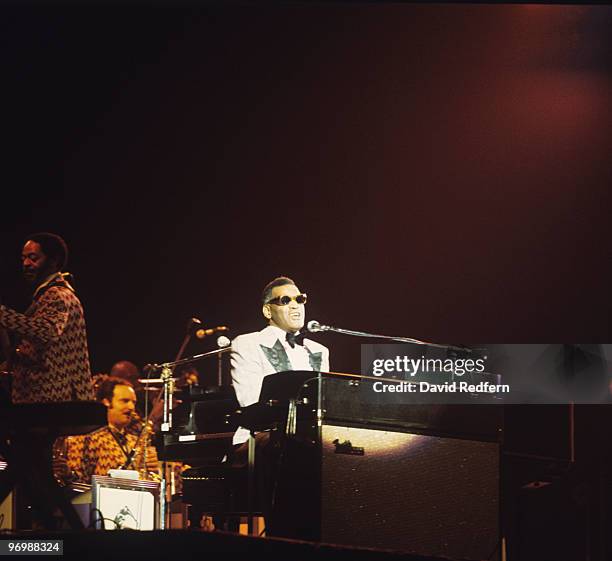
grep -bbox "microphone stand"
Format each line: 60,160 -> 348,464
139,318 -> 198,529
143,347 -> 232,529
217,337 -> 231,386
312,324 -> 472,354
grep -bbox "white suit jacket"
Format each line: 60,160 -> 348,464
231,324 -> 330,444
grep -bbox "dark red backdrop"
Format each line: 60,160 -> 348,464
2,2 -> 611,376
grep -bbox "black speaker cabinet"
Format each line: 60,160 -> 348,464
271,423 -> 500,560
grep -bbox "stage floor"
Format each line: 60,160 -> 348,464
0,529 -> 465,561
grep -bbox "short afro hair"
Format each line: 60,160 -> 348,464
262,276 -> 296,304
25,232 -> 68,270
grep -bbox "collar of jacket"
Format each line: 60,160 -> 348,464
32,271 -> 75,301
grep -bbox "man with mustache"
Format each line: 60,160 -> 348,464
61,376 -> 160,484
0,233 -> 93,403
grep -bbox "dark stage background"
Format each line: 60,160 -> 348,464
1,2 -> 611,378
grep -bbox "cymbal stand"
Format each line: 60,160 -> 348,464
158,363 -> 175,529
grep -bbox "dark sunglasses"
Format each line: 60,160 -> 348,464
266,293 -> 308,306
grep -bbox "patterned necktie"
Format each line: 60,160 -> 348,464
110,427 -> 130,456
286,331 -> 305,349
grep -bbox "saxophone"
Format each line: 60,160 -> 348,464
126,413 -> 161,482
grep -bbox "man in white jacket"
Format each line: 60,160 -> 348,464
231,276 -> 330,446
229,276 -> 330,530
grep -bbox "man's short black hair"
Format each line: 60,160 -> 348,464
25,232 -> 68,270
96,376 -> 134,403
262,276 -> 296,304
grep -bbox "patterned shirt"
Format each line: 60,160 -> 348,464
0,274 -> 93,403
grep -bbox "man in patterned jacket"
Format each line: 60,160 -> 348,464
0,233 -> 93,403
62,376 -> 159,484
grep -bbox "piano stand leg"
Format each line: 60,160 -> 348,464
247,432 -> 256,535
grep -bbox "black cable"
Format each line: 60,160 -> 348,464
89,508 -> 119,530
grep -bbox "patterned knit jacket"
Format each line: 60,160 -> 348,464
0,276 -> 94,403
63,426 -> 159,484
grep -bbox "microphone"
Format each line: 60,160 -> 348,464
306,320 -> 331,333
217,335 -> 231,348
142,363 -> 158,374
195,325 -> 229,339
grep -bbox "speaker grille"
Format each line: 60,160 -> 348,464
321,424 -> 499,559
